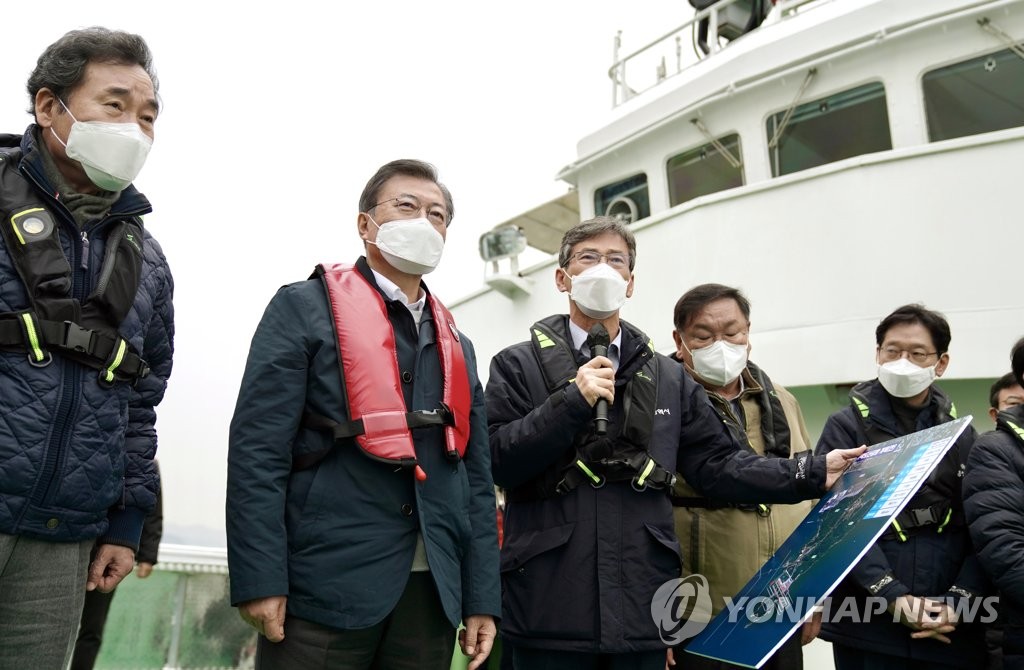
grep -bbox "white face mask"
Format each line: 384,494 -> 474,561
566,262 -> 629,319
689,339 -> 748,387
51,100 -> 152,192
367,215 -> 445,275
877,358 -> 936,398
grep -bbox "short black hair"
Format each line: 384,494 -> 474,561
558,216 -> 637,271
27,27 -> 158,118
358,159 -> 454,225
1012,336 -> 1024,388
875,304 -> 951,355
989,372 -> 1019,409
673,283 -> 751,331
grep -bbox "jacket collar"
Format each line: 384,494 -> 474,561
852,378 -> 951,435
15,125 -> 152,218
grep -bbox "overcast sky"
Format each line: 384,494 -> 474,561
1,0 -> 694,545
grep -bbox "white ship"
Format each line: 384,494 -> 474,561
453,0 -> 1024,411
449,0 -> 1024,665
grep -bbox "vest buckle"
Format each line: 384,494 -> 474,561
61,321 -> 95,354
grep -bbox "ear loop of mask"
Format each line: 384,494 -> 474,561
48,99 -> 78,149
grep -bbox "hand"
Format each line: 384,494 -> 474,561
801,610 -> 822,645
666,647 -> 676,668
575,356 -> 615,407
239,595 -> 287,642
890,595 -> 957,644
459,614 -> 496,670
824,446 -> 868,489
136,562 -> 155,579
87,544 -> 135,593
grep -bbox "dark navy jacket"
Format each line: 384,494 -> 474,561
226,258 -> 500,630
486,316 -> 826,653
964,405 -> 1024,665
0,128 -> 173,548
815,379 -> 985,665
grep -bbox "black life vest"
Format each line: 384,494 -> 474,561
996,408 -> 1024,448
297,263 -> 471,480
506,314 -> 674,501
746,361 -> 792,459
0,149 -> 148,385
850,381 -> 966,540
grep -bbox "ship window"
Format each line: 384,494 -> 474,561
667,134 -> 744,207
766,82 -> 892,177
594,173 -> 650,224
923,49 -> 1024,142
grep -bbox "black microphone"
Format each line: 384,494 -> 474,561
586,323 -> 611,436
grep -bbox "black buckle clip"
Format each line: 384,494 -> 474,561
909,508 -> 937,527
62,321 -> 95,354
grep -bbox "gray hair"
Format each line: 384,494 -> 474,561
558,216 -> 637,270
27,27 -> 158,118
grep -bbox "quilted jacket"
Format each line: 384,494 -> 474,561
0,127 -> 174,549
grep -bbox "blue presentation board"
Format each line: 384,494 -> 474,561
683,416 -> 973,668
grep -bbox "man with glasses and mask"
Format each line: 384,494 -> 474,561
815,304 -> 986,670
227,160 -> 499,670
0,28 -> 173,670
668,284 -> 816,670
486,217 -> 864,669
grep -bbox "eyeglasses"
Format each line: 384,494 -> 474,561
563,250 -> 630,270
370,195 -> 449,227
878,346 -> 938,365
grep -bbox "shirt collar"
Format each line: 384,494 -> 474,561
568,320 -> 622,369
370,268 -> 426,310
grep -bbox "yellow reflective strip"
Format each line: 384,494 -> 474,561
637,459 -> 655,486
1007,420 -> 1024,440
20,313 -> 44,362
937,508 -> 953,533
533,328 -> 556,348
892,519 -> 907,542
104,339 -> 127,382
575,459 -> 601,484
853,397 -> 870,418
950,403 -> 959,419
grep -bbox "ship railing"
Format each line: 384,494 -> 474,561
610,0 -> 825,107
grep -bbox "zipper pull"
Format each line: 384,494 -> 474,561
80,231 -> 89,270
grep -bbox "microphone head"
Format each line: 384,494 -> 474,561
587,322 -> 610,348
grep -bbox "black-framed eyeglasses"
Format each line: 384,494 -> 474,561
370,195 -> 449,227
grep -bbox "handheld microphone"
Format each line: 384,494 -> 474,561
586,323 -> 611,435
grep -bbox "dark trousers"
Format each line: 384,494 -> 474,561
511,647 -> 666,670
256,572 -> 456,670
69,588 -> 117,670
678,632 -> 802,670
833,644 -> 966,670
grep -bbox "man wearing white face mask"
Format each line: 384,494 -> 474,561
815,304 -> 986,670
227,160 -> 499,670
486,218 -> 865,669
668,284 -> 815,670
0,28 -> 174,670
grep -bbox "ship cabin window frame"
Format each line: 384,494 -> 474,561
765,80 -> 893,178
594,172 -> 650,225
922,47 -> 1024,143
665,133 -> 745,208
